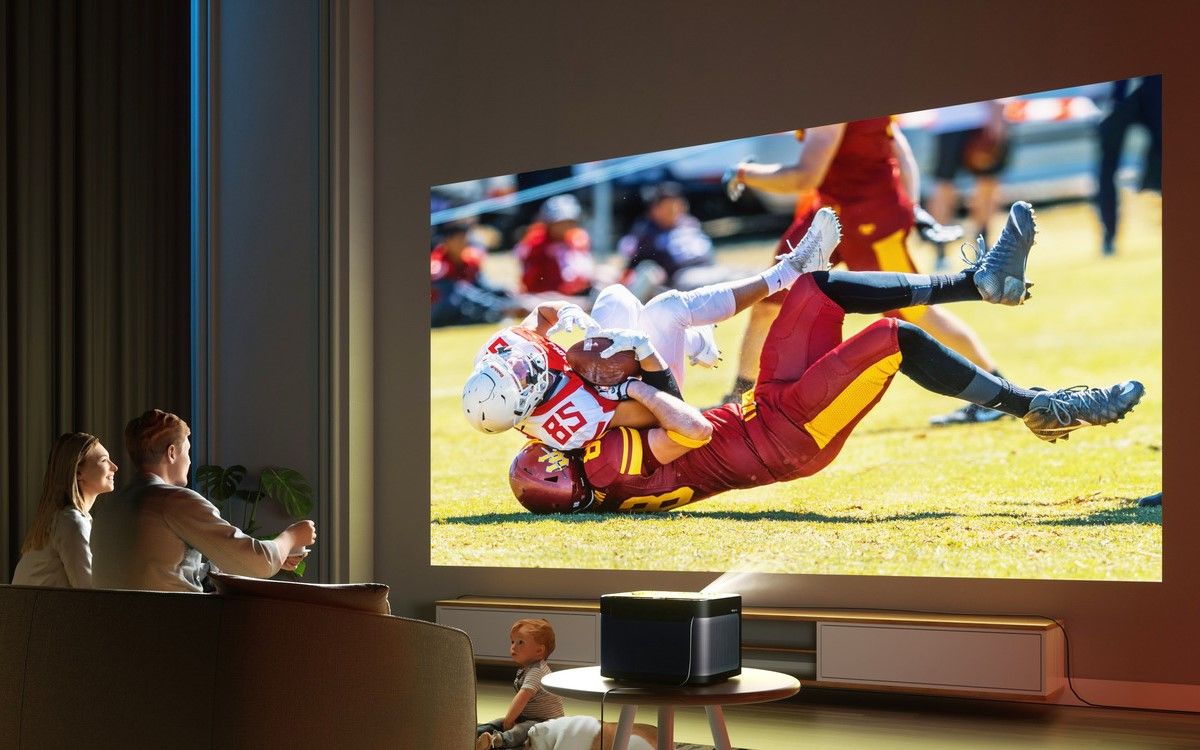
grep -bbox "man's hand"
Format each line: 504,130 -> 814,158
277,520 -> 316,565
280,551 -> 308,572
545,303 -> 599,337
285,519 -> 317,546
913,205 -> 964,244
598,328 -> 656,360
594,379 -> 633,401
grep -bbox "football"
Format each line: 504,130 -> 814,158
566,337 -> 641,386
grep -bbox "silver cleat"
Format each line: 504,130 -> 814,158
1023,381 -> 1145,443
973,201 -> 1037,306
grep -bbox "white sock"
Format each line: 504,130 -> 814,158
759,260 -> 801,295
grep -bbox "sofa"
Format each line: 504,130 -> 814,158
0,581 -> 476,748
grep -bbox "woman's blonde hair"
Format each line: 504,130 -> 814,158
20,432 -> 100,554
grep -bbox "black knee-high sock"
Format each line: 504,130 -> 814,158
895,321 -> 1035,416
812,269 -> 981,315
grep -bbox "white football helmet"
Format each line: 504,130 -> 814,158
473,329 -> 542,367
462,351 -> 553,434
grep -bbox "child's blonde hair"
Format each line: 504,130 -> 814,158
511,618 -> 556,657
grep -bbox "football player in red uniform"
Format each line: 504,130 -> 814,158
462,209 -> 842,451
724,117 -> 1017,426
508,202 -> 1144,514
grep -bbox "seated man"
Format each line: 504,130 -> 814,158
616,181 -> 742,301
431,222 -> 515,327
514,194 -> 596,313
91,409 -> 315,592
508,203 -> 1145,514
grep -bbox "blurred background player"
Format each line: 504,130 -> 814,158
1096,76 -> 1162,256
513,194 -> 596,314
616,181 -> 742,301
725,116 -> 1014,426
430,222 -> 516,327
925,99 -> 1011,270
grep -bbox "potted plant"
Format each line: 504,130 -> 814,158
195,464 -> 315,577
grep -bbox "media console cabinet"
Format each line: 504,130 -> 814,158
436,596 -> 1066,700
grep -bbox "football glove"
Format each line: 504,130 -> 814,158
597,328 -> 656,361
913,205 -> 964,244
593,379 -> 633,401
546,304 -> 599,337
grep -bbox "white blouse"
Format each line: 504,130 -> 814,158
11,508 -> 93,588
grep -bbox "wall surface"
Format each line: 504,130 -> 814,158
206,0 -> 325,563
374,0 -> 1198,709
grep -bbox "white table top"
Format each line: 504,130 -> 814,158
541,666 -> 800,707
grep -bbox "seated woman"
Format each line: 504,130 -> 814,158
12,432 -> 118,588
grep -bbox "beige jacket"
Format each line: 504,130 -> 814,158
91,472 -> 284,592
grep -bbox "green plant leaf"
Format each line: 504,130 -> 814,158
293,558 -> 307,577
260,467 -> 314,518
195,464 -> 246,504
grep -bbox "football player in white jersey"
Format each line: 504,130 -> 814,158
462,208 -> 843,451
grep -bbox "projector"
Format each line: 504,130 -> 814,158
600,591 -> 741,685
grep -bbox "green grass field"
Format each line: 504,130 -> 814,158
430,195 -> 1162,580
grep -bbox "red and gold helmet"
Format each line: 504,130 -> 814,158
509,441 -> 592,514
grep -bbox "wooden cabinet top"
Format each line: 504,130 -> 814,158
435,596 -> 1059,631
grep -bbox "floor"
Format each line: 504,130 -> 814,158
476,676 -> 1200,749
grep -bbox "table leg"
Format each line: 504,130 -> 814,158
705,705 -> 732,750
612,704 -> 637,750
656,706 -> 675,748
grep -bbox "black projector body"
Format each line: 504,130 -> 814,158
600,591 -> 741,685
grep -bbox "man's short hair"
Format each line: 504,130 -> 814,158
125,409 -> 191,467
511,617 -> 556,657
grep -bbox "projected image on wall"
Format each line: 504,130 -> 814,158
430,78 -> 1163,581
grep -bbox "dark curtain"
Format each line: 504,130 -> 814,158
1,0 -> 190,580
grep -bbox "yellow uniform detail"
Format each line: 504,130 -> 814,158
619,427 -> 643,475
804,351 -> 903,449
871,227 -> 916,272
583,440 -> 602,462
895,305 -> 927,323
617,487 -> 697,513
871,227 -> 924,319
536,449 -> 569,473
741,388 -> 758,421
858,223 -> 876,236
666,429 -> 711,448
